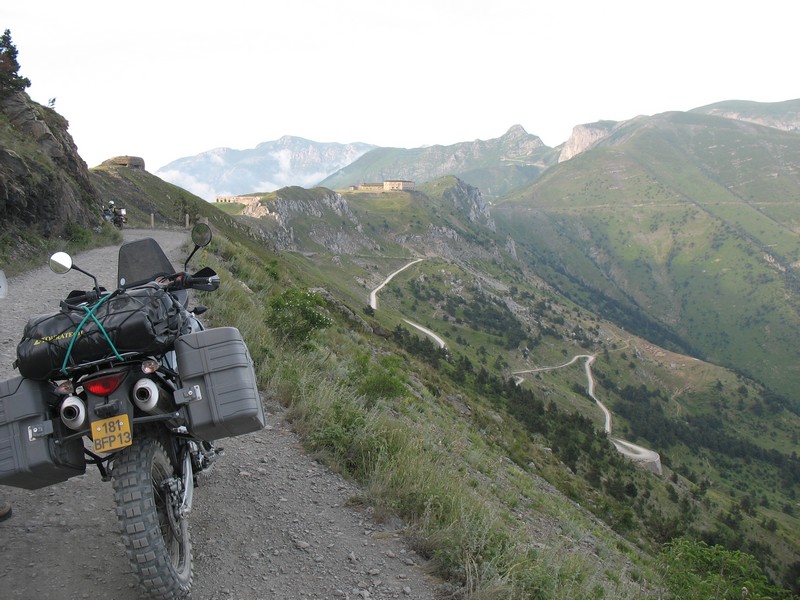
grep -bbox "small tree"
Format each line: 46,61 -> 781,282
266,288 -> 332,347
0,29 -> 31,98
661,538 -> 789,599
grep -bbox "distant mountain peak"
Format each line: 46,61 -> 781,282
156,137 -> 376,201
689,98 -> 800,133
504,124 -> 529,137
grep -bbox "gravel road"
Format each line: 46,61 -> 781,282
0,229 -> 440,599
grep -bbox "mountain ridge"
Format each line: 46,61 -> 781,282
320,124 -> 557,200
154,98 -> 800,205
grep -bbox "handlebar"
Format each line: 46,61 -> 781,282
163,270 -> 220,293
60,288 -> 108,310
60,268 -> 219,308
185,274 -> 220,292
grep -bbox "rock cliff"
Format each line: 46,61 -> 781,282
244,178 -> 499,264
245,186 -> 378,254
441,177 -> 495,231
0,91 -> 101,244
558,120 -> 620,162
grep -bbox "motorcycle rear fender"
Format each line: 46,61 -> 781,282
85,377 -> 135,426
83,368 -> 187,467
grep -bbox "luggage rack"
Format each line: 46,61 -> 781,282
56,352 -> 147,379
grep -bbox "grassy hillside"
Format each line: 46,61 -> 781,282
163,177 -> 797,596
196,219 -> 799,598
495,112 -> 800,403
22,156 -> 798,597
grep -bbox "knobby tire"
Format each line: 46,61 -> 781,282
112,436 -> 192,599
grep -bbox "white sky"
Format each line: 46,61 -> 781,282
4,0 -> 799,172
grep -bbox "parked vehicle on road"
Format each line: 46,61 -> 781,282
0,223 -> 265,599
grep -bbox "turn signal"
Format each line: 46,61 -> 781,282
84,372 -> 127,396
141,359 -> 159,374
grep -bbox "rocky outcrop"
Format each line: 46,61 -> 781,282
441,178 -> 495,231
245,178 -> 503,266
0,91 -> 101,242
263,188 -> 355,227
241,201 -> 274,219
559,121 -> 619,162
251,187 -> 379,254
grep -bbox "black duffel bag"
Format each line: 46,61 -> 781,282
16,284 -> 187,380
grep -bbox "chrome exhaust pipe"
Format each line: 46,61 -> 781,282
60,396 -> 87,430
132,378 -> 162,413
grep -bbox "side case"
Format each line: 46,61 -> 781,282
174,327 -> 265,441
0,377 -> 86,489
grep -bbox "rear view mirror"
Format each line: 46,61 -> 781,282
191,223 -> 212,248
185,223 -> 213,270
49,252 -> 73,274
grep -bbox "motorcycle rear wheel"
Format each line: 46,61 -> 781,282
112,437 -> 192,599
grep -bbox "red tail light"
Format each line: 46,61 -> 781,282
84,372 -> 127,396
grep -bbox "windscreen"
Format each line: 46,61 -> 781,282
117,238 -> 175,288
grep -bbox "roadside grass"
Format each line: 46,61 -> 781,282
0,222 -> 121,277
197,233 -> 655,599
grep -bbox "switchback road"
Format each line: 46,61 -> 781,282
513,356 -> 662,474
369,259 -> 447,349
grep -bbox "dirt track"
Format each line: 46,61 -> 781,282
0,230 -> 440,599
512,355 -> 662,474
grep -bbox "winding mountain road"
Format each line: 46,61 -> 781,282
369,261 -> 659,473
513,356 -> 662,474
368,259 -> 423,311
369,259 -> 447,349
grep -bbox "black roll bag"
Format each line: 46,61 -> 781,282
16,285 -> 187,380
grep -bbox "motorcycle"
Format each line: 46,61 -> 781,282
0,223 -> 265,599
101,204 -> 127,228
112,206 -> 127,229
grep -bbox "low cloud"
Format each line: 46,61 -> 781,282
156,170 -> 218,201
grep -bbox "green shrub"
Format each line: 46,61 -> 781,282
660,538 -> 790,599
356,355 -> 407,401
266,288 -> 332,347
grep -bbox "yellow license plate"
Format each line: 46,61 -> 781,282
91,414 -> 132,452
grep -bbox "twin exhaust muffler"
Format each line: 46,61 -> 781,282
60,396 -> 87,431
132,378 -> 163,412
59,377 -> 170,431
